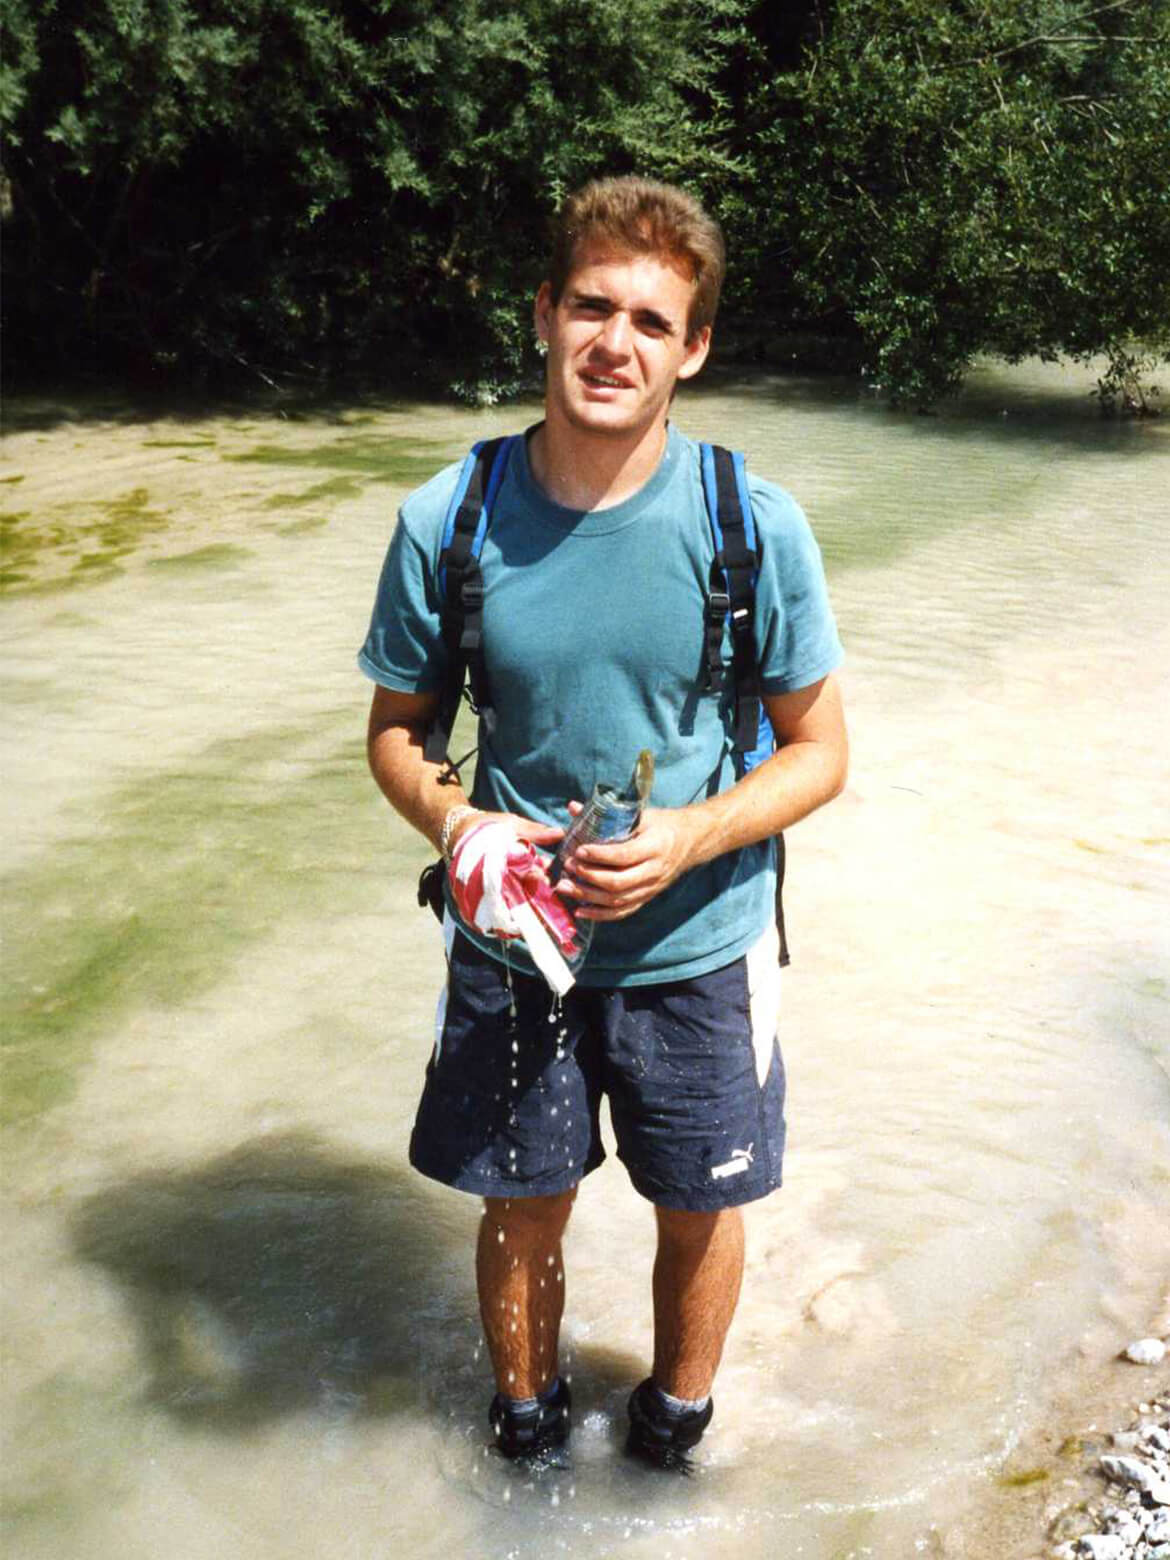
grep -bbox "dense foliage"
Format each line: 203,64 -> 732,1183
1,0 -> 741,400
752,0 -> 1170,406
3,0 -> 1167,405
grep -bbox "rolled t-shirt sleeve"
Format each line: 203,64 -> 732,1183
750,480 -> 844,694
357,509 -> 448,694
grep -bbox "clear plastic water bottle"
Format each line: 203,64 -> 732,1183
550,750 -> 654,971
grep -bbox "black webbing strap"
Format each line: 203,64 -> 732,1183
709,444 -> 761,755
423,437 -> 507,765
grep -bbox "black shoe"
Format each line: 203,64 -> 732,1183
625,1378 -> 713,1474
488,1377 -> 571,1463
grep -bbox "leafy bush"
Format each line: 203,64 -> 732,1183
749,0 -> 1170,406
1,0 -> 738,395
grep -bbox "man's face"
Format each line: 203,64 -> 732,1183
534,243 -> 711,441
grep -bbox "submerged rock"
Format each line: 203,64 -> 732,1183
1124,1339 -> 1168,1367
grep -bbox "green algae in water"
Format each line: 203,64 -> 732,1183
228,432 -> 453,485
275,516 -> 328,537
997,1466 -> 1050,1488
263,474 -> 363,509
0,720 -> 430,1126
146,543 -> 253,571
141,438 -> 218,449
0,487 -> 170,591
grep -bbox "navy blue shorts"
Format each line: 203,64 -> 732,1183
408,925 -> 786,1212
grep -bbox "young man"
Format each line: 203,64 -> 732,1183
360,176 -> 847,1470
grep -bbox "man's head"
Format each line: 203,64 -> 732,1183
546,176 -> 725,344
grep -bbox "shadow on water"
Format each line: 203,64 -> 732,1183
690,359 -> 1168,456
0,383 -> 427,435
69,1132 -> 467,1432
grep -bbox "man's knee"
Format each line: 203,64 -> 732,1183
484,1188 -> 577,1243
655,1204 -> 742,1252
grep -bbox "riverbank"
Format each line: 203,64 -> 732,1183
943,1309 -> 1170,1557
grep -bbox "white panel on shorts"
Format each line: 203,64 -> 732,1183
433,910 -> 458,1059
746,922 -> 781,1087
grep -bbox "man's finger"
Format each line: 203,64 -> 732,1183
514,819 -> 564,845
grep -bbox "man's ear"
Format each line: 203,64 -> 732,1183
676,325 -> 712,382
534,282 -> 553,344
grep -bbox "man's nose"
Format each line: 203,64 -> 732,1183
596,311 -> 632,356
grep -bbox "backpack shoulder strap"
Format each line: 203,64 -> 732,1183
424,435 -> 515,765
698,442 -> 789,966
699,442 -> 763,757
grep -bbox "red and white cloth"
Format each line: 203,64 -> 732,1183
448,821 -> 579,995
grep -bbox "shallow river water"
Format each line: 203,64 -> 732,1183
2,362 -> 1168,1559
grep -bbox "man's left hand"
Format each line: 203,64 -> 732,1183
558,807 -> 699,922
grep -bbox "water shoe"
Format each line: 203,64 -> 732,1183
625,1378 -> 713,1474
488,1376 -> 571,1464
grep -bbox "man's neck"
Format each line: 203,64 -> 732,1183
528,412 -> 669,511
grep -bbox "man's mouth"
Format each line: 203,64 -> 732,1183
581,372 -> 629,390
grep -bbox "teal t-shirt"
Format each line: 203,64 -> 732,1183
359,425 -> 842,987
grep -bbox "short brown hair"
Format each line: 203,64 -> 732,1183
547,176 -> 725,341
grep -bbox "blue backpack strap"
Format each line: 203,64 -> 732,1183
424,435 -> 515,765
700,443 -> 788,966
699,443 -> 769,761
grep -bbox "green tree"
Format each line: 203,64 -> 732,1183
1,0 -> 741,398
751,0 -> 1170,406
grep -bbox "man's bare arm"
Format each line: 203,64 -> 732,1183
366,684 -> 562,855
564,672 -> 848,921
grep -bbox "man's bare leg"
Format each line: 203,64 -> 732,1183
477,1189 -> 576,1397
651,1205 -> 745,1399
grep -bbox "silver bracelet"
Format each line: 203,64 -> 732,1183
440,805 -> 478,863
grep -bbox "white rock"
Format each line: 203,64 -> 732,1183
1076,1534 -> 1129,1559
1125,1338 -> 1167,1365
1146,1427 -> 1170,1452
1150,1512 -> 1170,1542
1101,1453 -> 1160,1493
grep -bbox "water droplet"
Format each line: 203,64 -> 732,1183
497,1228 -> 505,1244
507,1370 -> 515,1384
547,1255 -> 555,1266
551,1106 -> 558,1117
